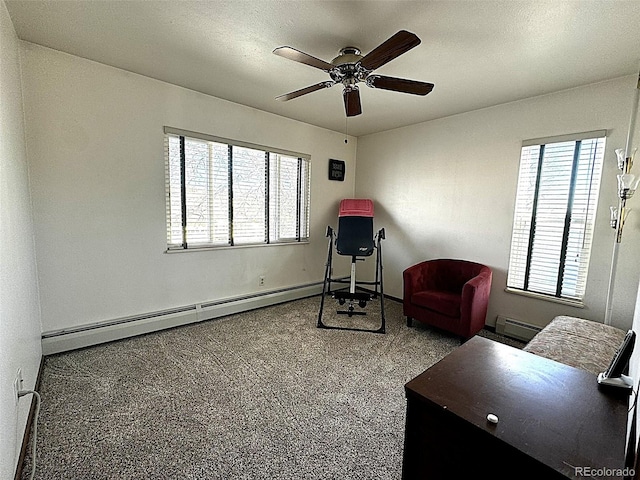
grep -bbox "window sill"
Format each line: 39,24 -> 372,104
504,287 -> 585,308
164,240 -> 309,254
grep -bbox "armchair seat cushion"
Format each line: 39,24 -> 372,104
412,290 -> 461,317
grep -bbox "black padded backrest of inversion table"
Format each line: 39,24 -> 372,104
336,216 -> 374,257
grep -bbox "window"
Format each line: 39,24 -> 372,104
164,127 -> 311,250
506,131 -> 606,303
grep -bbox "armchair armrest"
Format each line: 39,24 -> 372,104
403,261 -> 438,302
460,268 -> 493,337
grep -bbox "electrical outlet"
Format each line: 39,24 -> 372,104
14,368 -> 23,401
259,276 -> 265,286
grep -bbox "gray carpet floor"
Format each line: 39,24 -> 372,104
22,296 -> 523,479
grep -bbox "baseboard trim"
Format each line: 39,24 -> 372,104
14,355 -> 44,480
41,282 -> 323,355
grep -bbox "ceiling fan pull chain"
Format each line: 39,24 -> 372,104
345,116 -> 348,144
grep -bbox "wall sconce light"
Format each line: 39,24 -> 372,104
611,147 -> 638,243
609,205 -> 632,232
618,173 -> 640,198
605,72 -> 640,326
610,206 -> 618,229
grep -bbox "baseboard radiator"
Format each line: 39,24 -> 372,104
41,282 -> 323,355
495,315 -> 542,342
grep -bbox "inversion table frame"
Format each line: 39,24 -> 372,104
317,199 -> 386,334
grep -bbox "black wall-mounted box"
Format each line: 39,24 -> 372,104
329,159 -> 345,181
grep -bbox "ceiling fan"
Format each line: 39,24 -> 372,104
273,30 -> 434,117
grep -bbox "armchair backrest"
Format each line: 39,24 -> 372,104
423,259 -> 489,293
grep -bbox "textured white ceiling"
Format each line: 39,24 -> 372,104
6,0 -> 640,137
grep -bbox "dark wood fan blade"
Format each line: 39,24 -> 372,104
343,86 -> 362,117
366,75 -> 434,95
276,81 -> 335,101
359,30 -> 421,71
273,46 -> 335,72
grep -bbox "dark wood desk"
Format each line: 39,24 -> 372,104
402,336 -> 629,480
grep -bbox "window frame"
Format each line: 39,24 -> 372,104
164,126 -> 311,252
506,130 -> 607,305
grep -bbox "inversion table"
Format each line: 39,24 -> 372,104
317,198 -> 386,333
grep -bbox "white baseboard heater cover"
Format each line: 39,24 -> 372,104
41,282 -> 323,355
495,315 -> 542,342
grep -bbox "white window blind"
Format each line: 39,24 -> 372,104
269,153 -> 309,243
164,128 -> 311,250
232,146 -> 266,245
507,132 -> 606,302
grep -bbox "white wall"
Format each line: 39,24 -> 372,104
627,275 -> 640,470
356,75 -> 640,331
0,2 -> 43,477
20,42 -> 357,334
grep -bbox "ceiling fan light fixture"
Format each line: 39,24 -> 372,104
331,47 -> 363,66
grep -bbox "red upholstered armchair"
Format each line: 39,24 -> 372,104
403,259 -> 492,340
